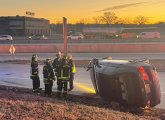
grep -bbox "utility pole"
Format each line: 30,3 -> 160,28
63,17 -> 67,55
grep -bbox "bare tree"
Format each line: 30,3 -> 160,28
76,19 -> 84,24
115,18 -> 124,24
133,16 -> 149,25
55,19 -> 62,24
92,16 -> 102,24
155,21 -> 165,24
100,12 -> 118,24
76,18 -> 91,24
122,17 -> 133,24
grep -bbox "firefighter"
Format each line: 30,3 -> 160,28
53,51 -> 62,76
43,58 -> 56,96
53,51 -> 62,89
56,55 -> 72,97
67,53 -> 76,91
30,54 -> 41,93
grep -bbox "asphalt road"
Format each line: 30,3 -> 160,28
1,38 -> 165,44
1,53 -> 165,61
0,63 -> 164,109
0,63 -> 93,94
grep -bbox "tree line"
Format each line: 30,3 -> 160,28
55,11 -> 165,25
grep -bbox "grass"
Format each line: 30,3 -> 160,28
0,85 -> 164,120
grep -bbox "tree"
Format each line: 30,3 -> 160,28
120,17 -> 133,24
100,12 -> 118,24
133,16 -> 149,25
76,18 -> 91,24
92,16 -> 102,24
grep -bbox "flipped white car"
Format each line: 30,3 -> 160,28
87,58 -> 161,108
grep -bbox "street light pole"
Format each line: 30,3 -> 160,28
63,17 -> 67,55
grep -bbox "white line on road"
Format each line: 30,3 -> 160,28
0,76 -> 29,80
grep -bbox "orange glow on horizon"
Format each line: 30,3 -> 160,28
0,0 -> 165,24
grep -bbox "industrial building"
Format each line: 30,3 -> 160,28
0,16 -> 50,36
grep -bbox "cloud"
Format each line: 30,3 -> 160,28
96,2 -> 147,12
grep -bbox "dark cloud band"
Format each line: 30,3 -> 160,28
96,2 -> 147,12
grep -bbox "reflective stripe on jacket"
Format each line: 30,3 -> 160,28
72,64 -> 76,74
58,69 -> 70,80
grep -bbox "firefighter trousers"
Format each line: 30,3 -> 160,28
44,81 -> 53,95
57,80 -> 68,96
31,76 -> 40,91
69,74 -> 74,90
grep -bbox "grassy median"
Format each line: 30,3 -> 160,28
0,85 -> 164,120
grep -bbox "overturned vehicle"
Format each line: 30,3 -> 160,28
87,58 -> 161,108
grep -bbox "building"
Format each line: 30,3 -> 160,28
0,15 -> 50,36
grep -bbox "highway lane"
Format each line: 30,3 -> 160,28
0,53 -> 165,61
0,63 -> 164,108
0,63 -> 93,94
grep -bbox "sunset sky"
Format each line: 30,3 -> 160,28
0,0 -> 165,23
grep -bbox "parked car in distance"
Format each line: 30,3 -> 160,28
0,35 -> 13,40
67,34 -> 84,40
137,32 -> 160,39
28,35 -> 48,40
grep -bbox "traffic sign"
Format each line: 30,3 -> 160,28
9,45 -> 16,55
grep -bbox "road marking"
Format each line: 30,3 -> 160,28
161,92 -> 165,94
0,80 -> 24,86
74,82 -> 95,93
0,76 -> 29,80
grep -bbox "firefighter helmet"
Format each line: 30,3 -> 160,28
45,58 -> 52,66
32,54 -> 38,61
61,55 -> 68,65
